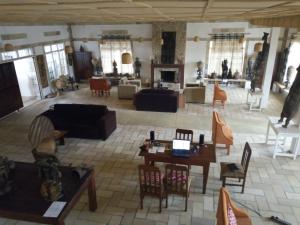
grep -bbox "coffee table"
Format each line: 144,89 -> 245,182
0,162 -> 97,225
139,140 -> 216,194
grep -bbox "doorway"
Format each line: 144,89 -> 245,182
14,57 -> 41,107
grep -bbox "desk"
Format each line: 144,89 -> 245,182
265,117 -> 300,159
0,162 -> 97,225
139,140 -> 216,194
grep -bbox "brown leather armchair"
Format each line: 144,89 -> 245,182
212,111 -> 233,155
213,83 -> 227,107
216,187 -> 252,225
89,78 -> 111,96
99,78 -> 111,96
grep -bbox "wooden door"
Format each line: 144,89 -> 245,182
0,62 -> 23,118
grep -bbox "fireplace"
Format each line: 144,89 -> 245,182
161,71 -> 176,82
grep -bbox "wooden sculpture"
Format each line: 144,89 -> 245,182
278,64 -> 300,128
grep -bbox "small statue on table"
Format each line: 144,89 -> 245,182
113,60 -> 118,76
134,57 -> 142,79
221,59 -> 228,79
278,64 -> 300,128
196,61 -> 204,80
32,149 -> 63,202
0,156 -> 15,196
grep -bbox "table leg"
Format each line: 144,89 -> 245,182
54,220 -> 65,225
59,136 -> 65,145
273,135 -> 279,159
265,121 -> 270,144
202,163 -> 210,194
88,171 -> 97,211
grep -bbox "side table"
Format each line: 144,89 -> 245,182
246,90 -> 262,111
265,116 -> 300,159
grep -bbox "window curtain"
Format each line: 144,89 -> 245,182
208,34 -> 245,75
100,40 -> 133,74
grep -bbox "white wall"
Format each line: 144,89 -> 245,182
71,24 -> 153,82
184,22 -> 275,83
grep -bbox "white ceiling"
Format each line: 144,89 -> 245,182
0,0 -> 300,24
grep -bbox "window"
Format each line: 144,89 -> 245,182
207,34 -> 245,75
100,40 -> 133,74
44,43 -> 68,80
1,48 -> 33,61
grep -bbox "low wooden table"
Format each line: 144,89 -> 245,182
0,162 -> 97,225
139,140 -> 216,194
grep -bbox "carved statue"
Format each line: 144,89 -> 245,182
0,156 -> 15,196
251,32 -> 270,92
285,66 -> 296,88
134,57 -> 142,78
196,61 -> 204,79
32,150 -> 63,201
278,65 -> 300,128
221,59 -> 228,79
113,60 -> 118,76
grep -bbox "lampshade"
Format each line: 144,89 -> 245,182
65,46 -> 73,54
121,52 -> 132,64
4,43 -> 14,51
254,42 -> 263,52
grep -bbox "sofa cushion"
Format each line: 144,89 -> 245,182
139,88 -> 174,95
227,205 -> 238,225
54,104 -> 108,118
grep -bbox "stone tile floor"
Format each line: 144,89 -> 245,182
0,84 -> 299,225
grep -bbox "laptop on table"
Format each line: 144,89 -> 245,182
172,139 -> 191,157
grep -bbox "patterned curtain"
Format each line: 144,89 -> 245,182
208,34 -> 245,75
100,39 -> 133,74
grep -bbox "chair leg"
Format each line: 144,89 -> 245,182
241,178 -> 246,194
222,177 -> 226,187
185,194 -> 188,211
159,196 -> 162,213
226,145 -> 230,155
140,195 -> 143,209
166,194 -> 168,208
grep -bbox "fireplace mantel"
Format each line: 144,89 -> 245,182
151,61 -> 184,88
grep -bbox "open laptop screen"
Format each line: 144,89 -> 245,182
172,139 -> 190,151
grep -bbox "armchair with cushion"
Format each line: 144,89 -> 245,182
216,187 -> 252,225
118,84 -> 139,99
213,83 -> 227,107
212,111 -> 233,155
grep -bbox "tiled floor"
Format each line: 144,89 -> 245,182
0,84 -> 299,225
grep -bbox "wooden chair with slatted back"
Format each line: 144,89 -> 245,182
138,165 -> 167,213
220,142 -> 252,193
175,128 -> 193,142
164,164 -> 191,211
28,116 -> 65,154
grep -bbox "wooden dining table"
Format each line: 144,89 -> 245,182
139,140 -> 216,194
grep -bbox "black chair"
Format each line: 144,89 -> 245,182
220,142 -> 252,193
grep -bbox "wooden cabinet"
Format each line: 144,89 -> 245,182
0,62 -> 23,118
73,51 -> 93,82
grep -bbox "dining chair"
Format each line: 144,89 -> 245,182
213,82 -> 227,107
175,128 -> 193,142
220,142 -> 252,193
138,164 -> 167,213
164,164 -> 191,211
